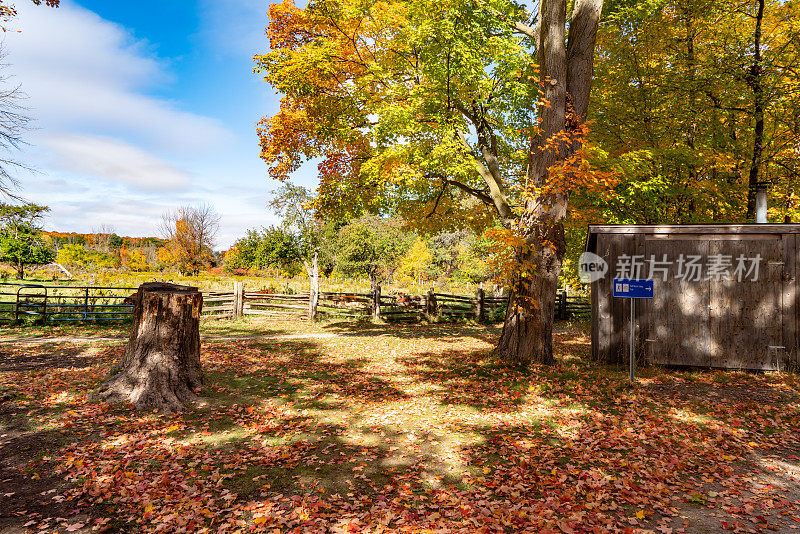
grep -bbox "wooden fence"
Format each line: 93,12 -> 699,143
202,284 -> 588,323
0,282 -> 590,323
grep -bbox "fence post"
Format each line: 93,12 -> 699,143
233,281 -> 245,319
84,287 -> 89,320
558,290 -> 567,320
373,284 -> 381,320
426,290 -> 437,320
372,284 -> 381,319
231,282 -> 237,319
476,288 -> 485,323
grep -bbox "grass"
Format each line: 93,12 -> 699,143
0,318 -> 798,533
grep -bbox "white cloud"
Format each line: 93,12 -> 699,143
41,196 -> 171,239
42,134 -> 192,191
197,0 -> 270,57
0,1 -> 283,248
4,0 -> 232,154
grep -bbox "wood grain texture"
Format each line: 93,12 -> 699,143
592,229 -> 789,370
94,282 -> 204,412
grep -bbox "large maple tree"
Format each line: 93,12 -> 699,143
256,0 -> 605,366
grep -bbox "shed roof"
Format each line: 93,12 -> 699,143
586,224 -> 800,253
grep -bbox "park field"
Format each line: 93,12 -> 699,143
2,271 -> 493,297
1,318 -> 799,533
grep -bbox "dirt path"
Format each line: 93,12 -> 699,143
0,399 -> 100,534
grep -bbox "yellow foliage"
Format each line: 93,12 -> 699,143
397,237 -> 431,289
125,250 -> 149,272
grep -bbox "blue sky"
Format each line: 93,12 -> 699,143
3,0 -> 315,248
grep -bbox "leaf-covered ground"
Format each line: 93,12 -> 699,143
1,319 -> 799,533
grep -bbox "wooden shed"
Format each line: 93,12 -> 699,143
586,224 -> 800,371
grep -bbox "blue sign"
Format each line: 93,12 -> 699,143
613,278 -> 654,299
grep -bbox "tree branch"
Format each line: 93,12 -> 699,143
425,172 -> 495,208
482,4 -> 539,41
446,178 -> 494,206
512,20 -> 538,40
454,130 -> 514,220
426,180 -> 448,218
566,0 -> 604,121
704,90 -> 748,112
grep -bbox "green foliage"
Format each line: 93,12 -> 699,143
260,227 -> 302,272
0,226 -> 53,276
0,203 -> 54,278
335,216 -> 411,288
56,244 -> 118,270
425,229 -> 491,286
268,183 -> 342,275
222,220 -> 497,291
225,227 -> 302,275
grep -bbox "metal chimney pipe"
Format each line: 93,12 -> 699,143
756,182 -> 769,223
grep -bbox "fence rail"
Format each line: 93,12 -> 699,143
0,282 -> 590,323
206,285 -> 587,323
1,283 -> 135,322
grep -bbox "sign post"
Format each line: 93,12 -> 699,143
612,278 -> 654,383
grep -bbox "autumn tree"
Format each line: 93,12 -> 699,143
335,216 -> 411,292
397,237 -> 432,289
56,244 -> 117,271
582,0 -> 800,224
0,202 -> 54,278
257,0 -> 606,365
159,204 -> 220,275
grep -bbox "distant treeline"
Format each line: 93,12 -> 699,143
46,232 -> 167,250
223,216 -> 494,291
36,231 -> 217,274
1,203 -> 223,279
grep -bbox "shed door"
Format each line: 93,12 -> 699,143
707,237 -> 783,370
646,238 -> 710,366
645,236 -> 783,370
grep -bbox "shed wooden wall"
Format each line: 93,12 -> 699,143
590,229 -> 800,371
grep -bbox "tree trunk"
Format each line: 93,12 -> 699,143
746,0 -> 766,222
94,282 -> 203,412
495,223 -> 565,366
304,248 -> 320,321
496,0 -> 602,366
368,271 -> 378,293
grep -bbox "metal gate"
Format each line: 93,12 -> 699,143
1,283 -> 134,322
15,284 -> 47,321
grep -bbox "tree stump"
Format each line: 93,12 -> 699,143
95,282 -> 203,412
